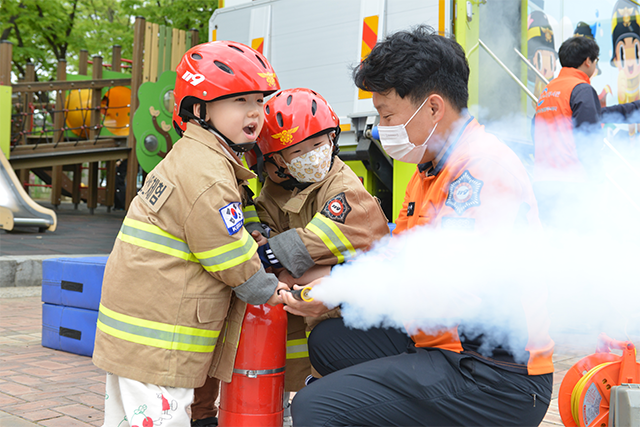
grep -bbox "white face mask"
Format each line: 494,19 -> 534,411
377,96 -> 438,164
284,144 -> 332,183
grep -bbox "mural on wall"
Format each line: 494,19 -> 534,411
529,0 -> 640,146
527,10 -> 557,107
610,0 -> 640,139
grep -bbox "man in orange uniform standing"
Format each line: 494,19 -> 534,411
286,25 -> 554,426
534,35 -> 640,230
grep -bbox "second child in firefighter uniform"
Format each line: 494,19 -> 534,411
254,88 -> 390,391
92,41 -> 288,427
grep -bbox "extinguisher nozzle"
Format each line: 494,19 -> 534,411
288,287 -> 314,302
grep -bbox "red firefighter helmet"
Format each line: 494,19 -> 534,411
172,40 -> 280,135
257,88 -> 340,156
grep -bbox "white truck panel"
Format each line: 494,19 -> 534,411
209,0 -> 447,146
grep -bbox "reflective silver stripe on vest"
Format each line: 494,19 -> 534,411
98,308 -> 217,352
121,222 -> 192,256
195,230 -> 257,272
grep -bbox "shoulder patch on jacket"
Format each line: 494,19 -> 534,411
321,192 -> 352,224
219,202 -> 244,235
139,171 -> 174,213
445,170 -> 483,215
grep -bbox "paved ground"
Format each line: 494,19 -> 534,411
0,288 -> 105,426
0,202 -> 125,257
0,200 -> 604,427
0,284 -> 598,427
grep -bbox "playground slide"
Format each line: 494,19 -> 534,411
0,151 -> 57,232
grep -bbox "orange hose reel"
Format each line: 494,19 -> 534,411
558,333 -> 640,427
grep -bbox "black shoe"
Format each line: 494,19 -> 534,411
191,417 -> 218,427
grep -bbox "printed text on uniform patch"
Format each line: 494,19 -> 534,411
445,170 -> 483,215
139,171 -> 174,212
321,192 -> 352,224
219,202 -> 244,235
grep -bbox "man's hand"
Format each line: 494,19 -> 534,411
251,230 -> 268,246
278,265 -> 332,288
266,281 -> 290,306
281,283 -> 331,317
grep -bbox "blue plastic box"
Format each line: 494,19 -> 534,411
41,303 -> 99,357
42,256 -> 108,311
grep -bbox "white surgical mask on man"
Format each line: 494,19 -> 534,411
285,143 -> 332,183
377,96 -> 438,163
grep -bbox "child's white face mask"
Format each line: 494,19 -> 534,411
284,144 -> 332,183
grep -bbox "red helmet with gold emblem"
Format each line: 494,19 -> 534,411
257,88 -> 340,156
172,40 -> 280,135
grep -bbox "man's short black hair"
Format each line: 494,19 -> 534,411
558,36 -> 599,68
353,25 -> 469,111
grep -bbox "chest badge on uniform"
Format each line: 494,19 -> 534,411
407,202 -> 415,216
321,192 -> 352,224
219,202 -> 244,235
445,170 -> 483,215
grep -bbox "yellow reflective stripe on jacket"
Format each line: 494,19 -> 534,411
193,230 -> 258,272
243,205 -> 260,224
97,304 -> 219,353
305,213 -> 356,263
118,217 -> 198,262
286,338 -> 309,359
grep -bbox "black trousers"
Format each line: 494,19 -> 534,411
291,318 -> 552,427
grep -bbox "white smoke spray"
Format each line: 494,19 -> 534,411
310,202 -> 640,361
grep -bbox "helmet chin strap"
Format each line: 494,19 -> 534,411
181,104 -> 256,153
264,156 -> 310,190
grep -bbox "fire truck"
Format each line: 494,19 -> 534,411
210,2 -> 640,425
209,0 -> 537,221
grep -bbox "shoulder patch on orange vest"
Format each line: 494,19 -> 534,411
445,170 -> 483,215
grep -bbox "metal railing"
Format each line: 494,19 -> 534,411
467,39 -> 538,103
514,47 -> 549,85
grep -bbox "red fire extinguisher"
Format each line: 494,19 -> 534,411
218,303 -> 287,427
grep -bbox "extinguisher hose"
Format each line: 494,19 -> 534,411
570,362 -> 614,425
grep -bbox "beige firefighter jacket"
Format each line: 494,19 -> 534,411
92,124 -> 279,389
256,157 -> 390,276
255,157 -> 390,390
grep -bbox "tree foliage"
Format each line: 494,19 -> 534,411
0,0 -> 217,82
121,0 -> 217,40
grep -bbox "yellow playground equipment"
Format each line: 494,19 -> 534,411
64,86 -> 131,138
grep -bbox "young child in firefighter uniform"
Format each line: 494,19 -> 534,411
92,41 -> 289,427
253,88 -> 391,392
288,26 -> 555,427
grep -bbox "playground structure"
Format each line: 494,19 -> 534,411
0,18 -> 199,230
